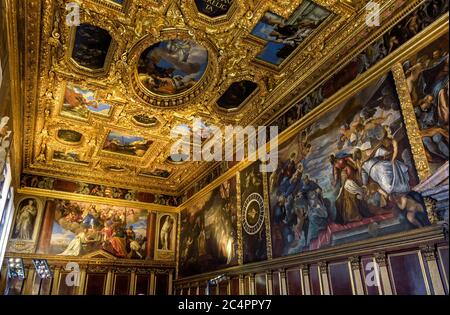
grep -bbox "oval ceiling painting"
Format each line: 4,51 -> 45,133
137,40 -> 208,96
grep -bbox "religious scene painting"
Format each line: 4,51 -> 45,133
269,72 -> 430,258
217,80 -> 258,110
72,24 -> 112,70
103,130 -> 152,157
402,33 -> 449,173
138,40 -> 208,95
53,151 -> 89,165
240,162 -> 267,264
11,198 -> 39,240
48,199 -> 148,259
61,84 -> 113,121
179,178 -> 238,277
251,0 -> 330,65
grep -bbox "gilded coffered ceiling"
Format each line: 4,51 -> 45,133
17,0 -> 408,195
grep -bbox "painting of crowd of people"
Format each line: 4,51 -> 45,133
179,178 -> 238,277
274,0 -> 449,133
269,73 -> 431,258
49,200 -> 148,259
403,33 -> 449,173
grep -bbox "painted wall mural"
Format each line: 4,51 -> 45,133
48,199 -> 148,259
240,162 -> 267,264
138,40 -> 208,95
274,0 -> 449,134
179,177 -> 238,277
251,0 -> 330,65
268,73 -> 429,258
402,33 -> 449,173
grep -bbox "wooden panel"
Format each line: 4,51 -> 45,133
113,274 -> 130,295
230,278 -> 240,295
329,262 -> 353,295
310,264 -> 321,295
155,273 -> 169,295
7,278 -> 24,295
85,273 -> 106,295
32,274 -> 52,295
438,246 -> 449,294
360,256 -> 380,295
272,271 -> 280,295
198,283 -> 207,295
255,274 -> 267,295
209,283 -> 217,295
389,252 -> 429,295
219,281 -> 228,295
286,269 -> 302,295
58,272 -> 76,295
135,274 -> 150,295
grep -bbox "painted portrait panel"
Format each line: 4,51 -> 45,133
217,80 -> 258,110
103,130 -> 152,157
251,0 -> 330,65
269,73 -> 429,258
137,40 -> 208,96
72,24 -> 112,70
11,198 -> 39,240
179,177 -> 238,277
48,199 -> 148,259
402,33 -> 449,173
240,161 -> 267,263
61,84 -> 113,120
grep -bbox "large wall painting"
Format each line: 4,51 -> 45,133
179,177 -> 238,277
269,72 -> 430,258
402,33 -> 449,173
250,0 -> 331,65
49,199 -> 148,259
240,162 -> 267,264
137,40 -> 208,96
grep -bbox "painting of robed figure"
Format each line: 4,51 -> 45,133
269,73 -> 431,258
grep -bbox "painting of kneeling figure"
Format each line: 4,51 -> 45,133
268,72 -> 431,258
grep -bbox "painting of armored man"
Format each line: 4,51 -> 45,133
49,200 -> 148,259
251,0 -> 330,65
179,178 -> 238,277
61,84 -> 112,120
138,40 -> 208,95
403,33 -> 449,173
103,130 -> 152,157
269,73 -> 430,258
